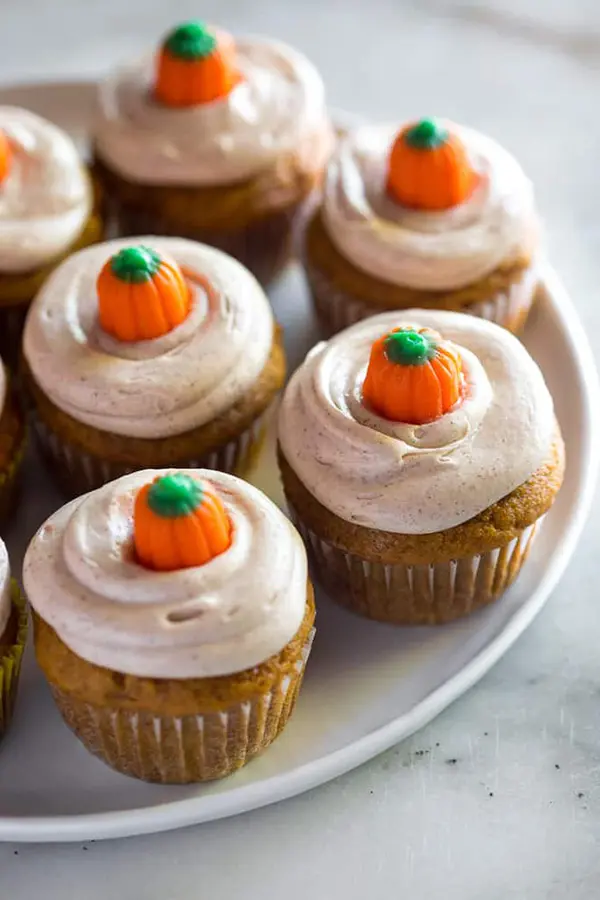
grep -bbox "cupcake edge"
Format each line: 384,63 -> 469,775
31,586 -> 315,783
0,581 -> 28,742
303,207 -> 540,336
277,432 -> 565,625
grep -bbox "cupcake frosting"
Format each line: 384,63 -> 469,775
323,122 -> 536,291
23,469 -> 308,678
0,540 -> 11,639
278,310 -> 555,534
0,107 -> 92,274
23,237 -> 274,438
95,37 -> 330,186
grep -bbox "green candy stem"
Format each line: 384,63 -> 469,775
164,21 -> 217,60
147,474 -> 204,518
110,246 -> 161,283
404,118 -> 448,150
384,330 -> 437,366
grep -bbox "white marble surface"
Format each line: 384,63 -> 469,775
1,0 -> 600,897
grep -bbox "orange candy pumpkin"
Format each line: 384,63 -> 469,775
362,327 -> 463,424
154,21 -> 241,107
134,473 -> 232,572
97,245 -> 191,342
386,118 -> 476,211
0,130 -> 12,184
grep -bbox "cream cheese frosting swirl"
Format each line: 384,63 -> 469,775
95,37 -> 330,186
0,107 -> 92,274
0,540 -> 10,639
23,469 -> 308,678
23,237 -> 274,439
323,122 -> 536,291
278,310 -> 555,534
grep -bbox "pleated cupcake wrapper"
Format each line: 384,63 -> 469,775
106,200 -> 303,287
305,258 -> 539,337
0,582 -> 28,743
0,304 -> 29,371
48,628 -> 315,784
30,410 -> 267,499
0,425 -> 26,528
289,506 -> 541,625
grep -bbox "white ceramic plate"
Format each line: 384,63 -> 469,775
0,82 -> 597,844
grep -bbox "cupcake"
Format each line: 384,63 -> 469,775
0,106 -> 102,366
24,468 -> 315,783
94,20 -> 334,285
0,539 -> 28,743
0,359 -> 26,526
22,237 -> 285,497
304,117 -> 540,335
278,310 -> 565,624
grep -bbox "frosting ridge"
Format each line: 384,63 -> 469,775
23,469 -> 308,678
322,122 -> 536,291
23,237 -> 274,439
0,107 -> 92,273
278,310 -> 555,534
95,37 -> 331,186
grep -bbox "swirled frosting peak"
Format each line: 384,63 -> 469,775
323,120 -> 536,291
95,34 -> 330,185
23,236 -> 275,439
0,539 -> 10,640
278,309 -> 555,535
23,469 -> 308,678
0,107 -> 92,273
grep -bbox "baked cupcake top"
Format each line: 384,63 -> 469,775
278,310 -> 555,534
95,20 -> 330,186
323,117 -> 536,291
0,539 -> 11,638
23,469 -> 308,678
23,237 -> 274,438
0,106 -> 92,274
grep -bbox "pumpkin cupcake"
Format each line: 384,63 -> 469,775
24,468 -> 315,783
0,358 -> 26,527
0,106 -> 102,366
94,20 -> 333,285
0,539 -> 28,743
22,237 -> 285,498
278,310 -> 564,625
304,117 -> 540,335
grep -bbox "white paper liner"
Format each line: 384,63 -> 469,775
49,627 -> 315,783
290,506 -> 541,624
30,409 -> 267,498
305,257 -> 540,336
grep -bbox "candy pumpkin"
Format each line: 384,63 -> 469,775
362,327 -> 463,424
134,473 -> 232,572
386,118 -> 476,211
154,20 -> 241,107
97,245 -> 191,342
0,130 -> 12,184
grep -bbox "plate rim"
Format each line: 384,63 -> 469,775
0,81 -> 597,843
